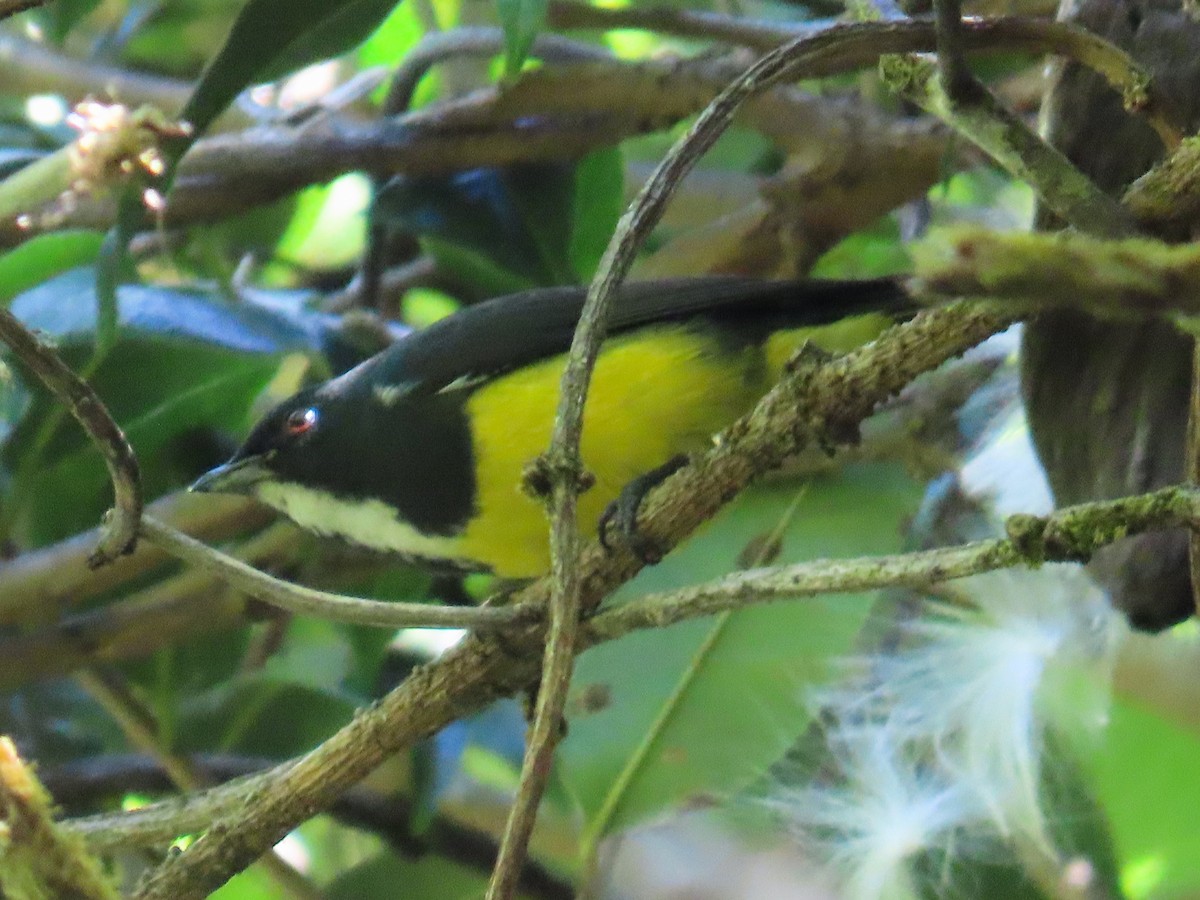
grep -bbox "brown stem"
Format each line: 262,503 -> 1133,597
0,308 -> 141,566
0,493 -> 269,626
140,515 -> 535,631
51,753 -> 574,899
0,18 -> 1174,247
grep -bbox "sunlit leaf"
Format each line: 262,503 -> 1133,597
181,0 -> 404,137
558,464 -> 923,842
1088,697 -> 1200,898
496,0 -> 547,75
570,147 -> 624,281
0,231 -> 104,307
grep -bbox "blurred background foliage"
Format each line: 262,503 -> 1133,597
1,0 -> 1199,896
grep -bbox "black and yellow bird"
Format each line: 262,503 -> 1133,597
191,277 -> 909,577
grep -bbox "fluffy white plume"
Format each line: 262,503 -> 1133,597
773,730 -> 990,900
773,563 -> 1124,898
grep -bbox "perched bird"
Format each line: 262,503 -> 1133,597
191,276 -> 908,577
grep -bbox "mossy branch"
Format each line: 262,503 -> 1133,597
910,226 -> 1200,324
0,738 -> 119,900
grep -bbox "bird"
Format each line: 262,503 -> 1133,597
190,276 -> 909,578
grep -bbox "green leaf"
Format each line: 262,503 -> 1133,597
809,216 -> 911,280
569,147 -> 624,281
1,269 -> 339,544
496,0 -> 547,75
0,231 -> 105,307
178,675 -> 359,756
27,0 -> 101,44
1087,697 -> 1200,898
211,863 -> 290,899
328,854 -> 490,899
181,0 -> 403,137
375,164 -> 580,290
11,346 -> 282,542
558,463 -> 923,844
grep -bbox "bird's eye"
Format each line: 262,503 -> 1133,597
285,407 -> 318,437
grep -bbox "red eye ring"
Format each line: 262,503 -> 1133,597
285,407 -> 318,436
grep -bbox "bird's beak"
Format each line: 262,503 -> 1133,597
190,456 -> 271,495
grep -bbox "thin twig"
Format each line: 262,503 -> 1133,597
322,255 -> 439,313
0,524 -> 307,692
50,753 -> 574,899
882,53 -> 1135,237
75,669 -> 199,790
382,27 -> 610,115
139,516 -> 537,631
0,493 -> 269,626
61,761 -> 568,898
0,308 -> 141,566
1,18 -> 1174,248
589,486 -> 1200,639
0,34 -> 203,117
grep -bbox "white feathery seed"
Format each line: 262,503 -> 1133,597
773,563 -> 1124,897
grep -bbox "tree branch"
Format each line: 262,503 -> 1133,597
0,738 -> 118,900
382,27 -> 611,116
0,18 -> 1171,247
52,753 -> 573,899
882,53 -> 1136,237
1123,134 -> 1200,236
547,0 -> 822,51
0,308 -> 141,566
0,493 -> 269,626
910,225 -> 1200,318
139,516 -> 535,631
589,486 -> 1200,639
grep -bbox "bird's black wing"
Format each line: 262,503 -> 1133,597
362,276 -> 909,393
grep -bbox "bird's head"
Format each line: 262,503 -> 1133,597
190,386 -> 335,502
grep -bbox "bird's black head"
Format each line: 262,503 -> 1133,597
190,360 -> 477,544
190,386 -> 335,497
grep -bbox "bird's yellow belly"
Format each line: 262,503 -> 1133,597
442,314 -> 888,578
456,326 -> 755,577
